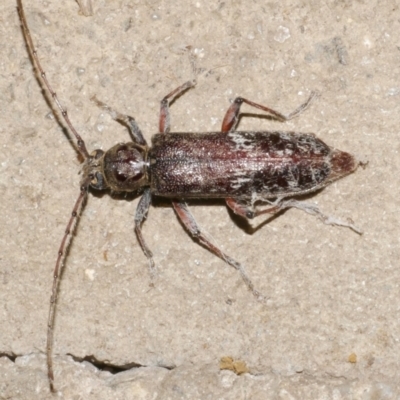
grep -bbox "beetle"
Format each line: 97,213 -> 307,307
17,0 -> 359,392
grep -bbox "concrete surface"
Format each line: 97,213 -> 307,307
1,0 -> 400,398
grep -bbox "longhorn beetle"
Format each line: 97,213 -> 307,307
17,0 -> 360,392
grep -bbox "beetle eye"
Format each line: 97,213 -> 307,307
94,149 -> 105,160
90,171 -> 106,190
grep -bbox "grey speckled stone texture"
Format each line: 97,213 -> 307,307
1,0 -> 400,398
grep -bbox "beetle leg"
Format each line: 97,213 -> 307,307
91,95 -> 147,146
134,188 -> 157,280
226,198 -> 281,219
276,199 -> 363,234
172,200 -> 264,302
226,197 -> 362,234
221,92 -> 318,133
159,80 -> 197,134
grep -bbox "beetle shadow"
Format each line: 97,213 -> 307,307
89,185 -> 326,237
148,197 -> 289,236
